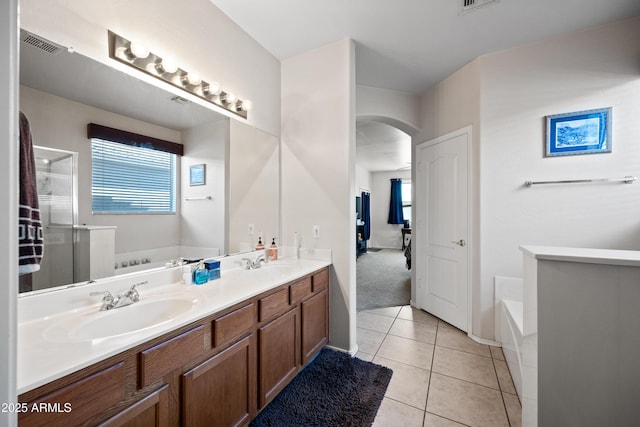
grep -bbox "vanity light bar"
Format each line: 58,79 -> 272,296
107,31 -> 250,119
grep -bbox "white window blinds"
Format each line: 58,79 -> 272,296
91,138 -> 177,214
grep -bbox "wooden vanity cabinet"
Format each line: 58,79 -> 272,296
257,307 -> 300,408
99,384 -> 169,427
301,289 -> 329,365
18,266 -> 330,427
182,335 -> 256,427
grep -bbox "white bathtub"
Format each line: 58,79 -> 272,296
501,299 -> 523,400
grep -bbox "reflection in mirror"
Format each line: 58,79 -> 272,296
19,30 -> 280,294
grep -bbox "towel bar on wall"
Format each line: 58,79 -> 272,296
184,196 -> 213,201
524,176 -> 637,187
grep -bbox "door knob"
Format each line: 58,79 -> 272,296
451,239 -> 466,247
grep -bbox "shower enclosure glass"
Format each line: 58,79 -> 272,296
28,146 -> 78,291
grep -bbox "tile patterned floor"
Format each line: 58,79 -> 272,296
356,305 -> 521,427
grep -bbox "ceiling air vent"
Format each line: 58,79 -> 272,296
20,30 -> 64,55
460,0 -> 497,14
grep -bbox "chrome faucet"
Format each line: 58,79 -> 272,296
90,281 -> 148,311
241,254 -> 268,270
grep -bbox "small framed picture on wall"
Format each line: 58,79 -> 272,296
189,164 -> 206,186
545,107 -> 612,157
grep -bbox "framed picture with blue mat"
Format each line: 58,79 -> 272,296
545,107 -> 612,157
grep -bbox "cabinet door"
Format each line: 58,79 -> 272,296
99,385 -> 169,427
301,289 -> 329,365
19,362 -> 126,427
258,307 -> 300,408
182,335 -> 256,427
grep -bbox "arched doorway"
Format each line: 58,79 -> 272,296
354,116 -> 419,313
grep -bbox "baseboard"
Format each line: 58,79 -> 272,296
325,343 -> 357,356
409,300 -> 501,347
468,333 -> 501,347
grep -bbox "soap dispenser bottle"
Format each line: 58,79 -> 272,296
256,237 -> 264,251
193,261 -> 209,285
268,238 -> 278,261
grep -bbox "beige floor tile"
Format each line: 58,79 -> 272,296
423,412 -> 467,426
490,346 -> 505,361
374,356 -> 431,410
377,334 -> 435,370
389,318 -> 438,344
435,325 -> 491,358
493,359 -> 516,394
427,373 -> 509,427
355,351 -> 374,362
432,347 -> 499,389
398,306 -> 439,325
502,392 -> 522,427
366,306 -> 403,318
357,327 -> 386,355
358,311 -> 396,334
373,397 -> 425,427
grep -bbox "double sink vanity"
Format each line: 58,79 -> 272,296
17,253 -> 331,426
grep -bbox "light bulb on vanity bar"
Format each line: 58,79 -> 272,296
238,99 -> 253,112
127,41 -> 149,59
202,81 -> 221,98
155,57 -> 178,74
181,72 -> 202,87
220,91 -> 237,105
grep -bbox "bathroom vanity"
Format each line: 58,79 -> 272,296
17,258 -> 330,426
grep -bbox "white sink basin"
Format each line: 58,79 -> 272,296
44,295 -> 201,342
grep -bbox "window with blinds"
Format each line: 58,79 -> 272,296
91,138 -> 177,214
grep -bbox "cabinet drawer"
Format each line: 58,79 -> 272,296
99,384 -> 169,427
20,362 -> 126,427
139,326 -> 204,388
213,303 -> 255,348
289,277 -> 312,304
259,288 -> 289,322
313,268 -> 329,292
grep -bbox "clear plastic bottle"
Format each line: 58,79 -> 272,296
193,261 -> 209,285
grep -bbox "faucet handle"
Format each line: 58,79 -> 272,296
241,258 -> 252,269
90,291 -> 115,311
90,290 -> 113,300
130,281 -> 149,290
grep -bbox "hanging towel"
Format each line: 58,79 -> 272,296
19,111 -> 43,275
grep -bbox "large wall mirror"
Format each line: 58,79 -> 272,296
19,30 -> 280,294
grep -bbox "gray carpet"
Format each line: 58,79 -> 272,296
357,248 -> 411,311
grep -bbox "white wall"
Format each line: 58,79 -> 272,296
356,164 -> 371,194
417,16 -> 640,341
369,170 -> 411,249
281,39 -> 356,352
20,0 -> 281,136
227,120 -> 280,254
1,0 -> 18,424
414,59 -> 481,325
20,86 -> 183,254
180,120 -> 228,253
479,16 -> 640,339
356,85 -> 421,135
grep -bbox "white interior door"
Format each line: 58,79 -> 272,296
415,127 -> 470,331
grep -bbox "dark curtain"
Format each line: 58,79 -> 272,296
387,178 -> 404,224
361,191 -> 371,240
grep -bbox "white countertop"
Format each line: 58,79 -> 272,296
17,256 -> 331,395
520,245 -> 640,267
